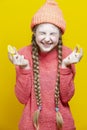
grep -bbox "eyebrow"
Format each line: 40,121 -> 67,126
38,31 -> 45,33
50,32 -> 58,34
38,31 -> 46,34
38,31 -> 58,34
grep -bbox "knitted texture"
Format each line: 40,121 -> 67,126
15,45 -> 76,130
31,0 -> 66,34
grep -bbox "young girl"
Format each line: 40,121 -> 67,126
8,0 -> 83,130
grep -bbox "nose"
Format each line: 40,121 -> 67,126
44,35 -> 51,42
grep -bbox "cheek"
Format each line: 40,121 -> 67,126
52,37 -> 59,43
36,36 -> 44,42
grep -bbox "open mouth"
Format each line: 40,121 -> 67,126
41,42 -> 52,48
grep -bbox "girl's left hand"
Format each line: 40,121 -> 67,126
61,46 -> 83,68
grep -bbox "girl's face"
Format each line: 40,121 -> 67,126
35,23 -> 60,53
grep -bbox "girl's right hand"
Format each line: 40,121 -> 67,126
8,46 -> 30,69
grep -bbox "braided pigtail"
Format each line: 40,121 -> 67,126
55,35 -> 63,130
32,28 -> 63,130
32,34 -> 42,130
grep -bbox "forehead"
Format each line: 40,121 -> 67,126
36,23 -> 59,32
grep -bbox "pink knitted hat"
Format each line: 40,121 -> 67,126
31,0 -> 66,34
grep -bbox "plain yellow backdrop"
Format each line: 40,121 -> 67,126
0,0 -> 87,130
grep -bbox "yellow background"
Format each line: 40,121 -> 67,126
0,0 -> 87,130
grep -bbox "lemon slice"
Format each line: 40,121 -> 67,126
76,44 -> 80,52
8,45 -> 16,55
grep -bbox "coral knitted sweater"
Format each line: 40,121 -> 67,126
15,45 -> 76,130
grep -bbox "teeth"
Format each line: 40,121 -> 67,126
41,42 -> 52,45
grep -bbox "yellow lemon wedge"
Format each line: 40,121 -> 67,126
8,45 -> 16,55
76,44 -> 80,52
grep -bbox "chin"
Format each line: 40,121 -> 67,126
39,45 -> 54,52
40,48 -> 53,53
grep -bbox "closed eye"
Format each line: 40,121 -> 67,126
39,32 -> 46,35
50,32 -> 57,35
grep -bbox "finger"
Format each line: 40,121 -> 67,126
23,59 -> 29,66
21,55 -> 24,59
76,48 -> 83,61
79,48 -> 83,56
76,52 -> 83,62
79,50 -> 83,62
21,57 -> 28,66
73,46 -> 78,53
15,55 -> 25,65
76,44 -> 81,52
19,60 -> 28,67
12,54 -> 20,65
8,53 -> 13,63
13,47 -> 19,55
19,55 -> 25,65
